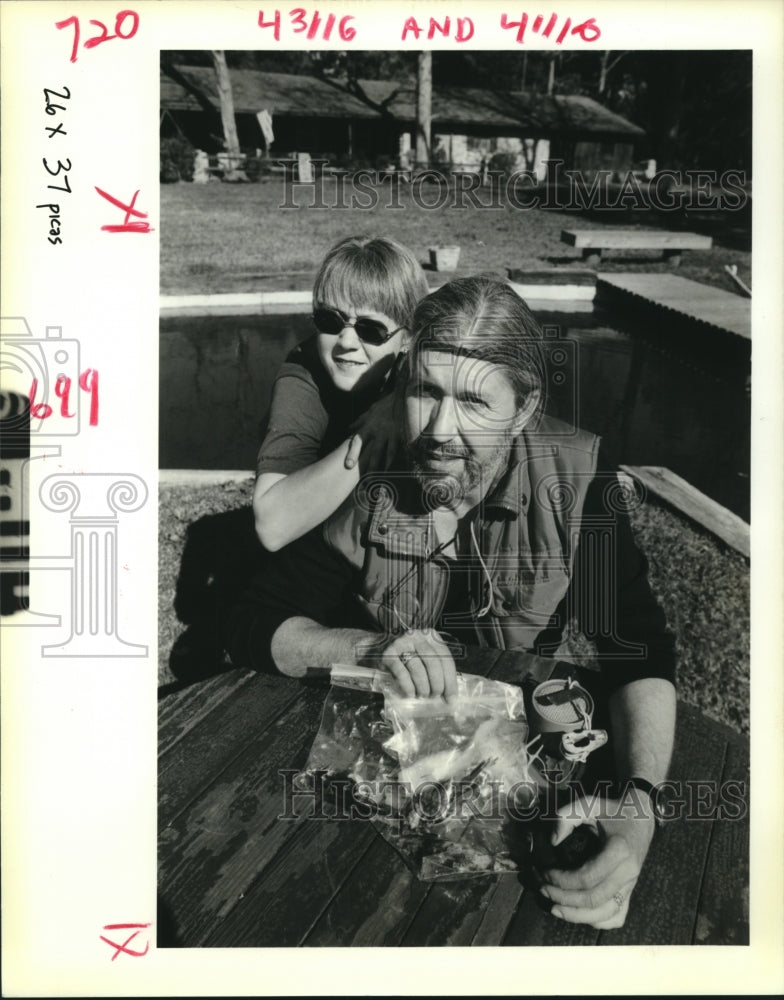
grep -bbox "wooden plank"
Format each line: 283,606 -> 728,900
597,703 -> 729,945
620,465 -> 750,558
693,736 -> 750,944
159,671 -> 304,828
400,874 -> 510,946
158,690 -> 327,946
303,834 -> 431,946
502,887 -> 601,946
159,469 -> 254,486
204,814 -> 378,947
597,272 -> 750,340
158,668 -> 255,758
561,229 -> 712,250
470,876 -> 525,945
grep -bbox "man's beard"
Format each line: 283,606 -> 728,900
407,435 -> 512,510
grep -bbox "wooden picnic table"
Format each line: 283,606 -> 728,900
158,647 -> 749,948
561,228 -> 712,266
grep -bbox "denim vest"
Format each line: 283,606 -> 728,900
323,416 -> 600,652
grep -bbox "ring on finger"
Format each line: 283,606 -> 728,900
612,891 -> 625,911
399,651 -> 416,666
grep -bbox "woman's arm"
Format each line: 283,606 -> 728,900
253,440 -> 360,551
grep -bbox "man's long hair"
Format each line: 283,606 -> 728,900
410,275 -> 546,423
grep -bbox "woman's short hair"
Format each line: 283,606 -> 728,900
313,235 -> 429,329
411,275 -> 546,417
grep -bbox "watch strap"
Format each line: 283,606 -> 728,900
611,776 -> 668,827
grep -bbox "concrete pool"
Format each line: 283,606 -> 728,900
159,304 -> 750,521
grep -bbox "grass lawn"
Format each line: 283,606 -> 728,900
160,179 -> 751,297
158,479 -> 749,737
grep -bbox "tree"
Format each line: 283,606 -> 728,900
210,50 -> 246,180
415,52 -> 432,169
598,51 -> 629,96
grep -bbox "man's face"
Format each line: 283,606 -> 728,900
405,347 -> 528,507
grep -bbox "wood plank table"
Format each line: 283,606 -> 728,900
158,648 -> 749,948
561,228 -> 712,266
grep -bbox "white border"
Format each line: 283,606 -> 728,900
2,1 -> 782,995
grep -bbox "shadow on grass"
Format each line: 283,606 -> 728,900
160,505 -> 265,698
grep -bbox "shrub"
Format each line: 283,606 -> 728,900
488,150 -> 520,177
161,136 -> 195,183
244,155 -> 274,181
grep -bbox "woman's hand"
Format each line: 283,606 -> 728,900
345,356 -> 408,473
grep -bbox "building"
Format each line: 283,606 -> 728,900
160,65 -> 646,178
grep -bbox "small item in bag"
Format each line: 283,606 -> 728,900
297,665 -> 542,880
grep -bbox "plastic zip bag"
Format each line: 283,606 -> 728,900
297,665 -> 543,881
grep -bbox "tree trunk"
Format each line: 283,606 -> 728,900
599,50 -> 610,95
211,50 -> 245,181
415,51 -> 432,170
520,52 -> 528,92
547,55 -> 556,96
598,50 -> 628,97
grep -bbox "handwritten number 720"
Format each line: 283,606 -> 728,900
55,10 -> 139,64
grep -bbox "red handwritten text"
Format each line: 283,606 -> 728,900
258,9 -> 356,42
100,922 -> 151,960
56,10 -> 139,63
500,12 -> 601,44
401,16 -> 474,41
29,369 -> 99,426
95,187 -> 153,234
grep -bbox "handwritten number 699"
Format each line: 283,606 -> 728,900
55,10 -> 139,64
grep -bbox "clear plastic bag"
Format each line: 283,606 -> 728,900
297,665 -> 544,881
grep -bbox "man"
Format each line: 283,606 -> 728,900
227,276 -> 676,930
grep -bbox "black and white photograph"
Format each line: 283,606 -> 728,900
158,45 -> 752,947
1,1 -> 782,995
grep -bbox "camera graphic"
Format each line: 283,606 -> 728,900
0,317 -> 82,437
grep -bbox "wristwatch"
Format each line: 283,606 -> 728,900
611,776 -> 673,828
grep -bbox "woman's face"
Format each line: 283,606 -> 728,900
315,298 -> 408,392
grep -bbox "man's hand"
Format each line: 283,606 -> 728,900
540,794 -> 656,929
368,629 -> 458,701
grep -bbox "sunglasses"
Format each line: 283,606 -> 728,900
313,306 -> 405,346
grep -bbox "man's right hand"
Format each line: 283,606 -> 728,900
371,629 -> 458,702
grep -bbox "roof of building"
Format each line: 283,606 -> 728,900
161,65 -> 645,138
161,66 -> 381,119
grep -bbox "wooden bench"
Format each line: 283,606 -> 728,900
561,228 -> 713,266
158,649 -> 749,948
